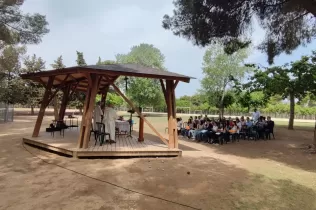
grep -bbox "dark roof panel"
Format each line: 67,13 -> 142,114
20,64 -> 195,93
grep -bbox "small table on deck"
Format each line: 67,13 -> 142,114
67,116 -> 79,129
115,120 -> 130,135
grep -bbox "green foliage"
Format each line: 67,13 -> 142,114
237,91 -> 268,112
96,57 -> 116,65
0,0 -> 49,46
51,55 -> 66,69
126,78 -> 162,107
106,92 -> 124,107
247,52 -> 316,129
201,44 -> 250,115
76,51 -> 86,66
163,0 -> 316,64
22,54 -> 46,108
0,45 -> 27,104
115,43 -> 166,108
95,93 -> 124,107
116,43 -> 166,70
70,52 -> 86,110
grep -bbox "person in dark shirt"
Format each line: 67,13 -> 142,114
265,116 -> 275,139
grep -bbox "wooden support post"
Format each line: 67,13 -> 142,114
111,84 -> 169,146
171,82 -> 178,148
32,76 -> 55,137
165,80 -> 178,149
78,74 -> 100,149
58,85 -> 71,121
78,84 -> 92,148
138,108 -> 144,142
100,85 -> 109,113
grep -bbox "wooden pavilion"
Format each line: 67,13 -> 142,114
21,64 -> 193,157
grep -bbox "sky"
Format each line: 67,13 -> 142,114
21,0 -> 316,97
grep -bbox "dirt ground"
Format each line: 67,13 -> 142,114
0,116 -> 316,210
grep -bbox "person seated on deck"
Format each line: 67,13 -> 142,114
195,120 -> 210,142
229,121 -> 238,141
185,119 -> 195,139
240,116 -> 246,126
208,121 -> 219,144
103,101 -> 118,143
181,118 -> 193,136
246,117 -> 253,128
193,116 -> 199,129
177,117 -> 183,135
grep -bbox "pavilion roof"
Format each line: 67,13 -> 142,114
20,64 -> 194,93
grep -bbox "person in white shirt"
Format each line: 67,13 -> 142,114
104,102 -> 118,143
177,118 -> 183,135
212,123 -> 218,132
93,101 -> 102,131
252,108 -> 260,122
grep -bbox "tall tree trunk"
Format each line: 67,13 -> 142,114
219,83 -> 226,119
30,106 -> 34,115
53,96 -> 59,120
288,92 -> 295,130
313,121 -> 316,151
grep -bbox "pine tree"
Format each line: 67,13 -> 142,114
76,51 -> 87,66
51,56 -> 66,69
51,55 -> 66,119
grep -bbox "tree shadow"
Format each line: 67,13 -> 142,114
132,131 -> 199,151
205,127 -> 316,172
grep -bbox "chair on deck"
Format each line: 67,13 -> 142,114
95,122 -> 111,146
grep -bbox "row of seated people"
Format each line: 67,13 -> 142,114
177,115 -> 275,144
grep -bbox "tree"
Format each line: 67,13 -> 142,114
51,55 -> 66,69
50,55 -> 66,119
70,51 -> 87,114
0,0 -> 49,46
249,54 -> 316,130
76,51 -> 86,66
22,54 -> 46,114
201,44 -> 250,117
0,44 -> 26,104
162,0 -> 316,64
237,91 -> 268,112
115,43 -> 166,108
96,57 -> 116,65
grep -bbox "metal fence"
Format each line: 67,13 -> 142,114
0,103 -> 14,123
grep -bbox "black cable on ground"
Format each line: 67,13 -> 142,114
22,143 -> 201,210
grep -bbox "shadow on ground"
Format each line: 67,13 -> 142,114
181,127 -> 316,172
132,131 -> 199,151
1,132 -> 315,210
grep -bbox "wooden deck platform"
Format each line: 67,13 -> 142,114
23,128 -> 182,158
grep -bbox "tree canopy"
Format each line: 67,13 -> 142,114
115,43 -> 166,108
0,0 -> 49,46
246,52 -> 316,129
201,44 -> 251,117
22,54 -> 46,114
162,0 -> 316,64
51,55 -> 66,69
0,44 -> 26,104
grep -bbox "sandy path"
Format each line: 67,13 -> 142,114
0,116 -> 316,210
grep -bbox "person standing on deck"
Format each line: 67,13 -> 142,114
93,101 -> 102,131
104,101 -> 118,143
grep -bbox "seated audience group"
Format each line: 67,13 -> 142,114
176,114 -> 274,145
